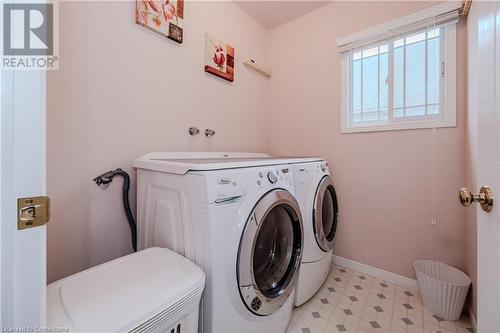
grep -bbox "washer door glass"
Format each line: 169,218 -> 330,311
322,185 -> 338,241
253,205 -> 295,298
314,176 -> 338,251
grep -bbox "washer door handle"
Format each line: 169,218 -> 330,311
215,195 -> 243,204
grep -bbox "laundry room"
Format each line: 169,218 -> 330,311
2,0 -> 495,332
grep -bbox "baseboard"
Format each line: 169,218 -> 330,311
333,255 -> 418,291
467,305 -> 477,333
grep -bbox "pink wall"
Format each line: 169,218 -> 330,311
47,1 -> 270,282
47,0 -> 471,295
265,2 -> 468,279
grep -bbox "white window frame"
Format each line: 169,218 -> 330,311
339,8 -> 458,134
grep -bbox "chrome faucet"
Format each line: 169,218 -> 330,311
205,129 -> 216,137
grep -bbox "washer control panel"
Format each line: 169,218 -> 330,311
207,165 -> 295,204
256,167 -> 294,189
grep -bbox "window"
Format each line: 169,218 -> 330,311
339,3 -> 459,133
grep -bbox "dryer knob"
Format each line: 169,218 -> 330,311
267,171 -> 278,184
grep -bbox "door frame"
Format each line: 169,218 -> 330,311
0,68 -> 47,326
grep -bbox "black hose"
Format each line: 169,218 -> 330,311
93,168 -> 137,252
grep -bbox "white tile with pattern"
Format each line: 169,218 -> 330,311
287,265 -> 473,333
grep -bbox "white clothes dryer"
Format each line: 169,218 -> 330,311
291,161 -> 338,306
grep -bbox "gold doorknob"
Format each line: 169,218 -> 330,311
459,186 -> 494,212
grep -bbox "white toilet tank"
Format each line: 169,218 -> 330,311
47,247 -> 205,333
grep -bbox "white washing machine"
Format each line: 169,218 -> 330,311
292,160 -> 338,306
133,152 -> 322,333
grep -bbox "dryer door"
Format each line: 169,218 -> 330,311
238,189 -> 303,316
313,176 -> 339,252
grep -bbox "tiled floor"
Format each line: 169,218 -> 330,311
287,265 -> 474,333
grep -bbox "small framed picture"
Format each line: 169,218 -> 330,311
204,34 -> 234,82
136,0 -> 184,44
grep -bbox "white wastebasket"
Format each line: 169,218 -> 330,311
414,260 -> 471,321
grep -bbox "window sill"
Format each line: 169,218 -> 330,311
340,118 -> 456,134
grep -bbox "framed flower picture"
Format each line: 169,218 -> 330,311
136,0 -> 184,44
204,34 -> 234,82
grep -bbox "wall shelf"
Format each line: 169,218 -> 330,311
243,59 -> 272,78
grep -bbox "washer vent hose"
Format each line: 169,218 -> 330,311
93,168 -> 137,252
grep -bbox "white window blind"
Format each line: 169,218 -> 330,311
337,1 -> 461,52
339,2 -> 459,133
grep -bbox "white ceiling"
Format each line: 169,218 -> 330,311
234,1 -> 331,30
